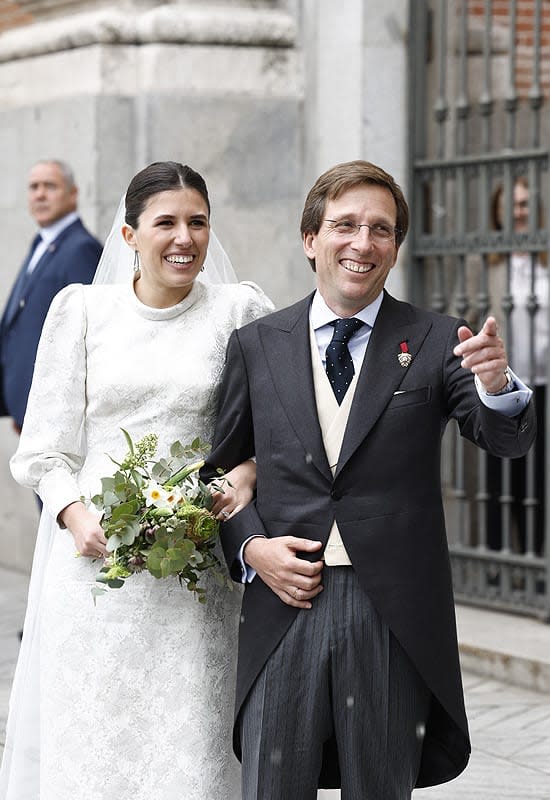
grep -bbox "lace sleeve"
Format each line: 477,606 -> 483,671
10,284 -> 88,520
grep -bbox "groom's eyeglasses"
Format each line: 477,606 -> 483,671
324,219 -> 399,243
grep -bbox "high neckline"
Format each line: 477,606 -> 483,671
127,278 -> 206,320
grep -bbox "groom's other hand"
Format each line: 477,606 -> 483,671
244,536 -> 323,608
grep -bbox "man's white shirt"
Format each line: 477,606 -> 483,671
26,211 -> 79,275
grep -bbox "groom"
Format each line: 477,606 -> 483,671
205,160 -> 535,799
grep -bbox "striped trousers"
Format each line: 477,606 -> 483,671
241,567 -> 431,800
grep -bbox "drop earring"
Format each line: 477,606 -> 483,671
133,250 -> 140,273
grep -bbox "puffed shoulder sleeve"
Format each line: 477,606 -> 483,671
238,281 -> 275,326
10,284 -> 88,520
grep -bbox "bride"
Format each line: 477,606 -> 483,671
0,161 -> 273,799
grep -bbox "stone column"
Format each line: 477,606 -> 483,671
299,0 -> 409,298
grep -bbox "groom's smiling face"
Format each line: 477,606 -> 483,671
302,184 -> 400,318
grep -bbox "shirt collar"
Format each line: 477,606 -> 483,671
39,211 -> 79,244
310,289 -> 384,331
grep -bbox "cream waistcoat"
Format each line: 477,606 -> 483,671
309,323 -> 359,565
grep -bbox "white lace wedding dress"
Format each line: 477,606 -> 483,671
1,278 -> 273,800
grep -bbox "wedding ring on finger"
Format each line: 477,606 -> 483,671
293,587 -> 300,600
220,510 -> 230,520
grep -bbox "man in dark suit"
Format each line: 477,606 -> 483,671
205,160 -> 535,799
0,159 -> 102,432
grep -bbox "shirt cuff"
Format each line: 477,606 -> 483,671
237,535 -> 266,583
474,369 -> 533,417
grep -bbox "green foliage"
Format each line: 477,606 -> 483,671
90,430 -> 229,602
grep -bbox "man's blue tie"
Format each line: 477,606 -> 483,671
3,234 -> 43,327
27,233 -> 43,262
325,318 -> 364,404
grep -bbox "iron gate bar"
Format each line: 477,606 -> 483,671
407,0 -> 550,621
414,149 -> 549,170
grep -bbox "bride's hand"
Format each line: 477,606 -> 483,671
210,458 -> 256,521
59,501 -> 108,559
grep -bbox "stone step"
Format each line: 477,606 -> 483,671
456,603 -> 550,694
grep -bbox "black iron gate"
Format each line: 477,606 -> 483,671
408,0 -> 550,620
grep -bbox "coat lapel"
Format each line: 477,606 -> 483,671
256,291 -> 434,482
337,292 -> 433,474
258,294 -> 333,482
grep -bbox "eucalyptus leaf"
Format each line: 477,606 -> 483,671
147,547 -> 166,571
114,472 -> 130,498
103,490 -> 119,508
111,500 -> 139,522
151,461 -> 171,481
106,534 -> 122,552
160,558 -> 173,578
105,519 -> 131,537
164,548 -> 187,572
120,523 -> 139,545
178,539 -> 196,559
144,560 -> 160,579
100,477 -> 116,493
170,440 -> 185,458
153,530 -> 169,547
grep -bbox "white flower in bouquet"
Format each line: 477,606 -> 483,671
143,480 -> 170,509
164,485 -> 183,508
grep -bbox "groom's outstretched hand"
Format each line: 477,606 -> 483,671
454,316 -> 510,394
244,536 -> 324,609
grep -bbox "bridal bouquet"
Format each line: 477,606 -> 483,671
90,430 -> 229,603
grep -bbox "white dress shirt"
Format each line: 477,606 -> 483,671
26,211 -> 79,275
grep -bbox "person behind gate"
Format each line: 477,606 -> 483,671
204,159 -> 536,800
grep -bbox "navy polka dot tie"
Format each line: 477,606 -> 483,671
325,318 -> 364,404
